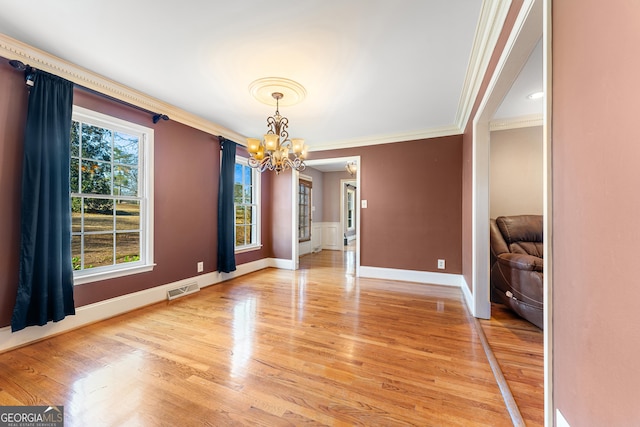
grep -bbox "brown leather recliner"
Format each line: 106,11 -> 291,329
490,215 -> 544,329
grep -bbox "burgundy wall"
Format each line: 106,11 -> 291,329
0,62 -> 273,327
0,60 -> 28,327
553,1 -> 640,424
310,135 -> 462,274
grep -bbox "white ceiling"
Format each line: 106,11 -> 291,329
0,1 -> 541,151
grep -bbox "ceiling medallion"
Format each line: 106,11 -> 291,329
249,77 -> 307,107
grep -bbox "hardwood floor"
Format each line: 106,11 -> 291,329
479,303 -> 544,427
0,249 -> 541,426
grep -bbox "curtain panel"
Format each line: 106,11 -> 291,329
12,70 -> 76,332
217,138 -> 237,273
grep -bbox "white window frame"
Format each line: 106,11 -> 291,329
71,106 -> 155,285
234,157 -> 261,253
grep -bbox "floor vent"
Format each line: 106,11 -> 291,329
167,282 -> 200,300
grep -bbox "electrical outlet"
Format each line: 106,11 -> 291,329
197,261 -> 204,273
437,259 -> 445,269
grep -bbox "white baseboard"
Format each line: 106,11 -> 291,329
0,257 -> 286,353
359,266 -> 462,287
322,222 -> 341,250
556,409 -> 571,427
460,275 -> 475,315
270,258 -> 296,270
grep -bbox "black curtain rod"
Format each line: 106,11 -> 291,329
7,58 -> 170,124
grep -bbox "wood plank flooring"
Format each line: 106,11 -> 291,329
0,249 -> 541,426
479,303 -> 544,427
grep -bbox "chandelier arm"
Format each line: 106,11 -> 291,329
278,117 -> 289,141
247,90 -> 305,174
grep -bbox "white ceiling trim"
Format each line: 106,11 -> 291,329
455,0 -> 513,131
309,125 -> 462,153
1,0 -> 514,151
490,113 -> 542,131
0,34 -> 245,143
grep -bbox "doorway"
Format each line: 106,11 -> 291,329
470,0 -> 550,423
298,157 -> 361,277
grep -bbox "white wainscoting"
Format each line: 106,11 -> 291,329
299,239 -> 313,256
0,257 -> 290,353
299,223 -> 325,256
311,223 -> 323,252
321,222 -> 341,250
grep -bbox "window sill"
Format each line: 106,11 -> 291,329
235,244 -> 263,254
74,263 -> 156,286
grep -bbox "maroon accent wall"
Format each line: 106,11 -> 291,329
309,135 -> 462,274
0,60 -> 28,327
461,0 -> 524,292
0,65 -> 273,327
553,1 -> 640,424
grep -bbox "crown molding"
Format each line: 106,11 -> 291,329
455,0 -> 513,131
490,113 -> 543,131
309,125 -> 462,152
0,33 -> 246,144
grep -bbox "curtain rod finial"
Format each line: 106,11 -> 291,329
152,113 -> 169,124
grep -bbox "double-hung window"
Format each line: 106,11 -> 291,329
234,159 -> 261,251
70,106 -> 154,284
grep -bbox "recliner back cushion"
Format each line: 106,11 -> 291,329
496,215 -> 543,245
510,242 -> 544,258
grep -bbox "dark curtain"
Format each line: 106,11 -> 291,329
12,70 -> 76,332
217,138 -> 237,273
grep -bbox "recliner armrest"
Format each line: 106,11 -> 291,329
496,253 -> 543,272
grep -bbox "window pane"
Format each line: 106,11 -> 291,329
81,160 -> 112,195
84,200 -> 113,232
71,235 -> 82,270
234,183 -> 243,203
71,197 -> 82,232
235,164 -> 243,184
235,225 -> 245,246
116,200 -> 140,231
244,185 -> 252,204
84,234 -> 114,268
81,123 -> 112,161
114,165 -> 138,196
245,225 -> 252,245
116,232 -> 140,264
113,132 -> 139,165
235,206 -> 245,225
71,121 -> 80,157
70,158 -> 80,193
245,205 -> 253,225
243,165 -> 251,185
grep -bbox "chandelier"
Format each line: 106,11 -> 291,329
346,161 -> 357,176
246,92 -> 307,174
